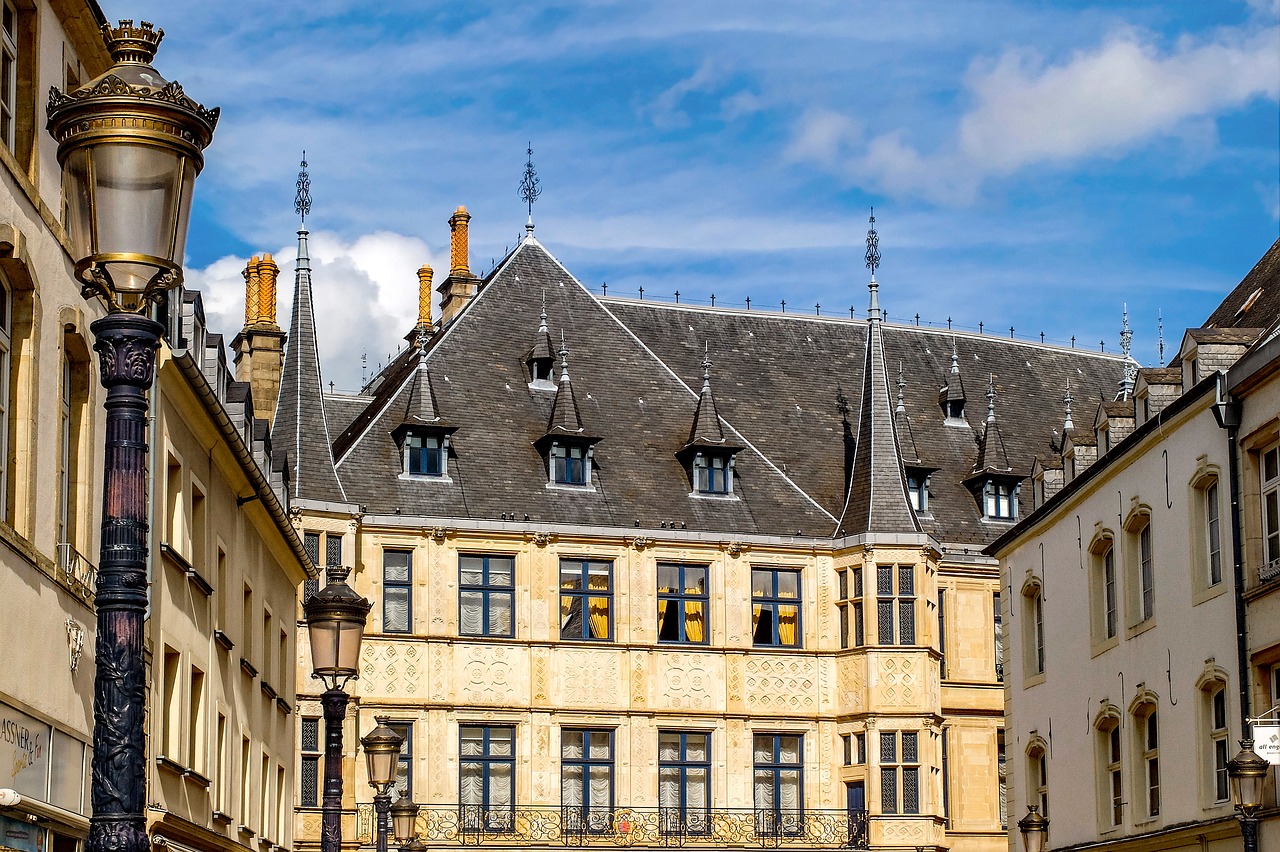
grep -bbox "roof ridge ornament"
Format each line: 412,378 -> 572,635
519,142 -> 541,237
1119,303 -> 1137,400
539,290 -> 548,334
295,152 -> 311,226
865,208 -> 881,322
702,342 -> 712,391
896,361 -> 906,415
559,331 -> 570,383
987,373 -> 997,424
1063,379 -> 1074,431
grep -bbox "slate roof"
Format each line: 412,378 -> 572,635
1204,237 -> 1280,332
1185,327 -> 1266,346
289,236 -> 1125,545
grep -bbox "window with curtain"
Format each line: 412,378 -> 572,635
875,565 -> 915,646
693,452 -> 731,494
752,734 -> 802,836
659,731 -> 710,836
560,559 -> 613,641
459,726 -> 514,831
751,569 -> 801,648
383,550 -> 412,633
879,731 -> 919,815
460,555 -> 515,637
561,729 -> 613,832
389,722 -> 412,800
657,564 -> 708,644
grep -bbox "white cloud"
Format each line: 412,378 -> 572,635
644,61 -> 720,129
790,24 -> 1280,202
183,231 -> 436,393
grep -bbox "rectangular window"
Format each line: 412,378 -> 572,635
1206,481 -> 1222,586
300,718 -> 320,808
561,729 -> 613,832
658,731 -> 710,836
657,563 -> 708,644
694,453 -> 731,494
406,433 -> 444,476
842,734 -> 852,765
215,714 -> 227,811
879,731 -> 920,815
994,592 -> 1003,682
460,555 -> 515,637
162,647 -> 181,758
1139,525 -> 1155,621
985,481 -> 1017,519
191,485 -> 206,572
1211,688 -> 1229,802
855,732 -> 866,765
388,722 -> 412,799
188,666 -> 206,772
1033,592 -> 1045,674
241,736 -> 252,825
1107,725 -> 1123,827
938,589 -> 947,678
552,443 -> 587,485
560,559 -> 613,640
242,585 -> 254,661
1103,546 -> 1117,638
326,533 -> 343,568
875,565 -> 915,646
303,531 -> 320,564
383,549 -> 412,633
57,357 -> 71,545
753,734 -> 802,836
751,568 -> 801,647
907,472 -> 928,513
1142,710 -> 1160,817
0,0 -> 15,151
1263,446 -> 1280,578
460,725 -> 515,831
941,729 -> 951,825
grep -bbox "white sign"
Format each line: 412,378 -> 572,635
1254,724 -> 1280,765
0,703 -> 50,798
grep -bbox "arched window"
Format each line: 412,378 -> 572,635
1124,507 -> 1155,627
1089,531 -> 1118,648
1196,669 -> 1231,806
1132,700 -> 1160,819
1025,736 -> 1049,819
1021,577 -> 1045,678
1094,707 -> 1123,829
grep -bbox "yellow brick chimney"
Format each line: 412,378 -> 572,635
232,253 -> 286,423
417,263 -> 433,328
437,206 -> 479,326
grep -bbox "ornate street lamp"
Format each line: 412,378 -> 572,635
362,720 -> 404,852
391,797 -> 427,852
45,20 -> 216,852
1228,739 -> 1269,852
305,566 -> 372,852
1017,804 -> 1048,852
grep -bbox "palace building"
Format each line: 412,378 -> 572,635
260,186 -> 1126,852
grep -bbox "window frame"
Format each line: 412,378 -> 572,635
551,442 -> 590,486
561,728 -> 615,832
751,568 -> 802,648
1261,445 -> 1280,580
459,554 -> 516,638
657,563 -> 709,645
879,730 -> 920,816
559,559 -> 613,641
300,717 -> 320,808
404,431 -> 447,478
459,725 -> 516,831
1134,705 -> 1160,820
752,733 -> 804,836
658,730 -> 711,836
875,564 -> 916,647
0,0 -> 15,152
382,548 -> 413,634
983,480 -> 1018,520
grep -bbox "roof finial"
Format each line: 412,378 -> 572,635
295,152 -> 311,226
1157,309 -> 1165,363
865,208 -> 881,322
538,290 -> 548,333
519,142 -> 542,237
701,342 -> 712,391
1119,303 -> 1137,399
1063,379 -> 1074,431
950,336 -> 960,375
986,373 -> 997,424
896,361 -> 906,415
558,330 -> 570,383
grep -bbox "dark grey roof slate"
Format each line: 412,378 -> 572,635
1138,367 -> 1181,385
1204,237 -> 1280,332
1186,327 -> 1265,345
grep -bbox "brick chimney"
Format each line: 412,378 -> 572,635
417,262 -> 433,328
437,206 -> 479,326
232,253 -> 287,423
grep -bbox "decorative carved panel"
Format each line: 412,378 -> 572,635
560,649 -> 621,706
459,645 -> 519,706
743,657 -> 816,710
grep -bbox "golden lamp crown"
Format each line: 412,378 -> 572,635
102,20 -> 164,64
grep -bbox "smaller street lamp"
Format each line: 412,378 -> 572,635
305,566 -> 372,852
1017,804 -> 1049,852
362,719 -> 404,852
390,797 -> 422,851
1228,739 -> 1269,852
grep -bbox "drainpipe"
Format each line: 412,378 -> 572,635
1213,373 -> 1249,730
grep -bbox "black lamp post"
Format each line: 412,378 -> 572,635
362,719 -> 404,852
1228,739 -> 1268,852
305,567 -> 372,852
45,20 -> 216,852
1018,804 -> 1048,852
391,797 -> 425,852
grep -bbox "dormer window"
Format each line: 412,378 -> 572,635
946,399 -> 964,419
531,358 -> 553,384
693,452 -> 733,494
906,470 -> 931,513
983,481 -> 1018,520
406,432 -> 447,477
551,441 -> 591,486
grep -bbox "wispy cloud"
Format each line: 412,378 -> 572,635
789,23 -> 1280,202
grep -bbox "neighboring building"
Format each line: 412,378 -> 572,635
268,200 -> 1125,852
0,3 -> 111,851
0,8 -> 316,852
990,237 -> 1280,852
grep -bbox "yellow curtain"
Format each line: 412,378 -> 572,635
684,597 -> 705,642
777,605 -> 798,645
560,580 -> 575,628
752,604 -> 762,637
657,597 -> 669,626
588,574 -> 610,639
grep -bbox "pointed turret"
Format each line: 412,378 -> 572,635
894,363 -> 924,466
973,375 -> 1012,474
543,335 -> 596,441
535,335 -> 601,486
939,336 -> 968,425
271,155 -> 346,503
837,212 -> 921,535
524,292 -> 556,388
963,375 -> 1022,520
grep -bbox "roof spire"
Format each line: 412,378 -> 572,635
986,373 -> 997,424
519,142 -> 541,238
1119,303 -> 1137,399
539,290 -> 548,334
950,337 -> 960,374
701,342 -> 712,391
1063,379 -> 1074,431
865,208 -> 881,322
896,361 -> 906,415
558,331 -> 570,383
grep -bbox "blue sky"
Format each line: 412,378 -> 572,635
100,0 -> 1279,391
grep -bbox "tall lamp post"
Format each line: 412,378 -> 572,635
1018,805 -> 1048,852
391,797 -> 425,852
45,20 -> 216,852
1228,739 -> 1268,852
305,567 -> 373,852
362,720 -> 404,852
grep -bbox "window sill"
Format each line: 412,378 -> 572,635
238,826 -> 256,839
156,755 -> 188,776
397,473 -> 454,484
1191,581 -> 1228,607
186,768 -> 212,789
261,680 -> 278,701
276,696 -> 293,715
240,658 -> 259,678
688,491 -> 739,501
212,811 -> 233,826
1090,635 -> 1120,658
214,629 -> 235,652
546,481 -> 598,492
1023,672 -> 1046,689
1126,618 -> 1158,640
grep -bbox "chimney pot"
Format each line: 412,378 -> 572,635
449,206 -> 471,276
417,263 -> 434,327
257,253 -> 280,327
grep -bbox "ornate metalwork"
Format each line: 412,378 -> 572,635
296,153 -> 312,223
360,805 -> 868,849
864,208 -> 880,276
519,143 -> 542,217
321,688 -> 351,852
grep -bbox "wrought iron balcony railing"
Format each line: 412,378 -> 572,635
360,804 -> 869,848
56,542 -> 97,602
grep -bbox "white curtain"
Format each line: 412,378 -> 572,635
460,592 -> 483,634
491,594 -> 513,636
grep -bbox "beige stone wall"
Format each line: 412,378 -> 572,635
292,519 -> 1006,851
